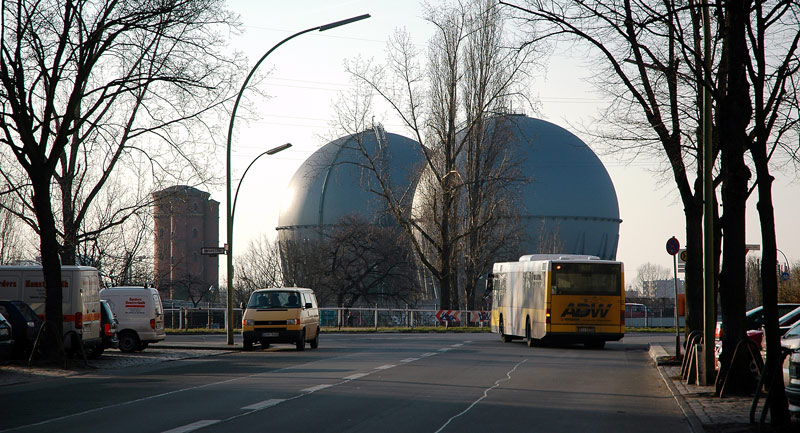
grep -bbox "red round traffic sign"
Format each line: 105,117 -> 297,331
666,237 -> 680,255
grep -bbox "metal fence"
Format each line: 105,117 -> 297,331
163,307 -> 491,331
162,305 -> 684,331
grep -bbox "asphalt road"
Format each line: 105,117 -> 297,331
1,333 -> 688,433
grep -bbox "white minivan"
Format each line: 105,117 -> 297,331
100,286 -> 166,352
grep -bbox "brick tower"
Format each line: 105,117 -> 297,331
153,186 -> 219,302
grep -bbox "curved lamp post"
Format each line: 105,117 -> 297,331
225,14 -> 371,345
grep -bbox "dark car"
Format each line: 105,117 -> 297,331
785,346 -> 800,414
87,299 -> 118,359
0,300 -> 43,357
0,313 -> 13,361
779,307 -> 800,335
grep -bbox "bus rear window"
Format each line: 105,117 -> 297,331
551,263 -> 621,296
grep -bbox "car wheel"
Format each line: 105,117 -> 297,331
118,332 -> 138,353
296,329 -> 306,351
310,329 -> 319,349
243,339 -> 253,351
135,342 -> 149,352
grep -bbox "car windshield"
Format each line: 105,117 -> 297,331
784,322 -> 800,339
248,291 -> 301,309
11,301 -> 40,323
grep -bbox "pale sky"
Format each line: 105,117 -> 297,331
216,0 -> 800,288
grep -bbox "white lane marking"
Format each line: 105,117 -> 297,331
161,420 -> 220,433
438,348 -> 452,352
344,372 -> 370,380
433,358 -> 528,433
452,343 -> 464,347
375,364 -> 396,370
400,357 -> 420,363
301,384 -> 333,393
5,356 -> 339,431
420,352 -> 438,357
241,399 -> 285,410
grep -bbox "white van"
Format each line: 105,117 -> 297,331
100,286 -> 166,352
0,265 -> 102,354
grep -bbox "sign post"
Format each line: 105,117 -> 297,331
666,236 -> 681,358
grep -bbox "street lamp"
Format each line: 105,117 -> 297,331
225,14 -> 371,345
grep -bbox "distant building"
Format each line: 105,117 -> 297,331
153,186 -> 219,301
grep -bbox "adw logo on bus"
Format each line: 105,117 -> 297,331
560,303 -> 613,318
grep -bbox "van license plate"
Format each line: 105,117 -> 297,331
577,327 -> 595,333
261,332 -> 278,337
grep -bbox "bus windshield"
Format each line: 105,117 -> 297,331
551,262 -> 621,296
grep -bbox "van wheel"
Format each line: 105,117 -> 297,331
310,329 -> 319,349
296,329 -> 306,351
243,339 -> 253,351
136,342 -> 149,352
119,332 -> 139,353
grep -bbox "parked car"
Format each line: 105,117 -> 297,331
787,349 -> 800,414
779,307 -> 800,335
715,303 -> 800,339
87,299 -> 119,359
783,321 -> 800,351
0,312 -> 13,361
0,300 -> 43,358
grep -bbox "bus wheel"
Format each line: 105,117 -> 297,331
525,319 -> 534,347
499,316 -> 511,343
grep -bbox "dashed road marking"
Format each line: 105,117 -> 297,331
344,372 -> 370,380
301,384 -> 333,393
375,364 -> 396,370
162,420 -> 220,433
241,399 -> 285,410
420,352 -> 438,357
400,358 -> 420,363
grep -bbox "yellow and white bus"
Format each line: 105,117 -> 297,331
489,254 -> 625,349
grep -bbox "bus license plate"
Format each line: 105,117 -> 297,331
577,327 -> 595,333
261,332 -> 278,337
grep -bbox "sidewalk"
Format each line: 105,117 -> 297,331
649,343 -> 794,433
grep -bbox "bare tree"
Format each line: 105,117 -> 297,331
509,0 -> 798,417
342,0 -> 536,309
504,0 -> 713,349
319,215 -> 422,308
0,187 -> 25,264
636,263 -> 672,299
0,0 -> 242,344
234,234 -> 284,304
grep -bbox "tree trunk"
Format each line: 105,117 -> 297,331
715,0 -> 754,396
32,173 -> 64,353
683,198 -> 704,337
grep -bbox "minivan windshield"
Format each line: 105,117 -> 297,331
248,291 -> 301,309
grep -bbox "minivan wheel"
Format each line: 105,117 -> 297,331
310,329 -> 319,349
296,329 -> 306,351
118,332 -> 138,353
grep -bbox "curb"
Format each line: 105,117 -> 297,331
649,343 -> 704,433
